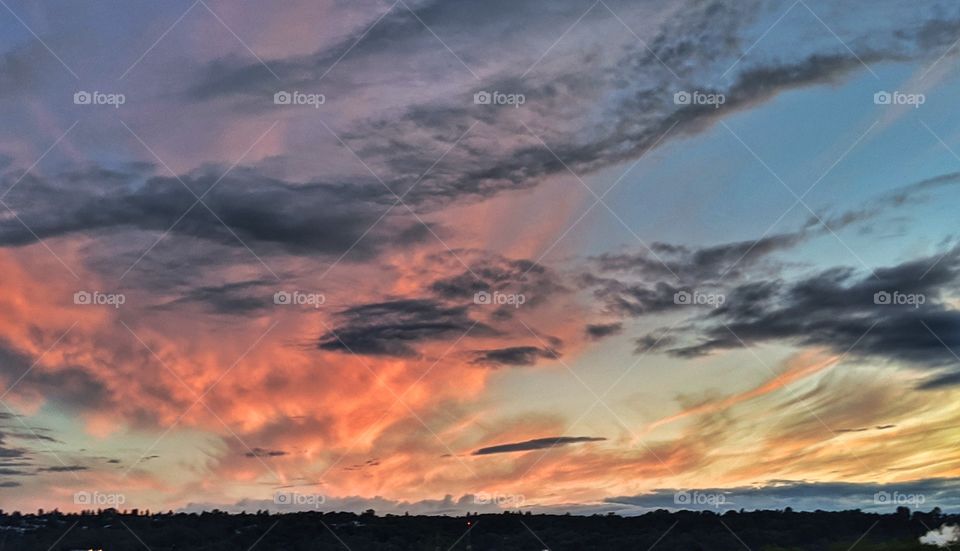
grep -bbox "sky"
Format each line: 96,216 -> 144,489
1,0 -> 960,516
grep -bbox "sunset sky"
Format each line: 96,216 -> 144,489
2,0 -> 960,515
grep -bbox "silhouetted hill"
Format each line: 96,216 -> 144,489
0,507 -> 952,550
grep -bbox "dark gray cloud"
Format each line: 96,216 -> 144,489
157,279 -> 276,315
470,346 -> 558,367
585,278 -> 689,318
429,252 -> 565,310
0,41 -> 51,99
643,246 -> 960,384
472,436 -> 606,456
594,232 -> 805,285
344,458 -> 380,471
318,299 -> 492,357
36,465 -> 88,472
0,346 -> 110,417
0,165 -> 427,258
0,437 -> 27,460
244,447 -> 287,458
180,0 -> 960,212
586,322 -> 624,340
585,171 -> 960,324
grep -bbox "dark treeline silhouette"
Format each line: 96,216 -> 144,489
0,507 -> 952,550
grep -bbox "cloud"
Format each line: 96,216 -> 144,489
654,246 -> 960,381
156,279 -> 276,315
0,40 -> 52,99
470,346 -> 558,367
0,345 -> 111,416
178,0 -> 960,213
318,299 -> 491,357
36,465 -> 88,472
429,254 -> 564,309
585,323 -> 623,340
244,447 -> 288,458
472,436 -> 606,456
0,165 -> 427,258
592,232 -> 806,285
